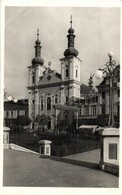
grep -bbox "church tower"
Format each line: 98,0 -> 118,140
28,29 -> 45,86
60,16 -> 82,101
28,29 -> 46,128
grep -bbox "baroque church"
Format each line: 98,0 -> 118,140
27,18 -> 101,131
4,20 -> 120,132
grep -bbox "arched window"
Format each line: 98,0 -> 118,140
47,97 -> 51,110
47,119 -> 51,129
32,75 -> 35,84
66,68 -> 69,78
41,98 -> 43,111
76,69 -> 78,78
55,95 -> 58,104
66,96 -> 69,102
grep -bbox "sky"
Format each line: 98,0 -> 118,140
4,7 -> 120,99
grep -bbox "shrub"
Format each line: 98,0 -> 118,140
95,115 -> 108,127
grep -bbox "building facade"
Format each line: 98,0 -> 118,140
96,65 -> 120,124
79,85 -> 102,118
27,19 -> 83,131
4,99 -> 28,129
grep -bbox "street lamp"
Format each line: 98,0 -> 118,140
95,51 -> 118,127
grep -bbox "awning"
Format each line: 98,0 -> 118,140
79,125 -> 99,133
53,104 -> 79,111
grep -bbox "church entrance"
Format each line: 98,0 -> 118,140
53,104 -> 79,134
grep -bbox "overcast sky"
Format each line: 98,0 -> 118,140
4,7 -> 120,99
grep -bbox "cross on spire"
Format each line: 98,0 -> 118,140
70,15 -> 72,28
37,28 -> 39,40
48,61 -> 51,68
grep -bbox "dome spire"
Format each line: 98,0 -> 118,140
37,28 -> 39,40
31,29 -> 44,66
35,28 -> 41,57
70,15 -> 72,28
64,16 -> 79,57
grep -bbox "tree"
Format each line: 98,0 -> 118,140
17,115 -> 31,131
35,114 -> 50,133
95,115 -> 108,127
56,119 -> 69,134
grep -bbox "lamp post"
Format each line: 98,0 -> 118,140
95,51 -> 118,127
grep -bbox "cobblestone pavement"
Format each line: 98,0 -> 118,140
3,149 -> 118,187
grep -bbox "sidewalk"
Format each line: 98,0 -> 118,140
3,149 -> 118,187
63,149 -> 100,163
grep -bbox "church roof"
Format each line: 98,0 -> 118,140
80,84 -> 97,96
43,68 -> 61,79
4,99 -> 28,110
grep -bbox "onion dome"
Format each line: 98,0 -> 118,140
32,56 -> 44,65
64,47 -> 78,57
64,15 -> 79,57
31,28 -> 44,66
68,27 -> 74,34
35,39 -> 41,45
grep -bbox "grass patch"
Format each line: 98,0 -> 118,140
10,131 -> 100,157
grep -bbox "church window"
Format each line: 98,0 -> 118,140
41,98 -> 43,111
102,92 -> 105,99
66,68 -> 69,78
32,123 -> 35,129
55,95 -> 58,104
96,95 -> 98,103
47,97 -> 51,110
66,96 -> 69,102
47,119 -> 51,129
76,69 -> 78,78
32,75 -> 35,84
47,75 -> 51,80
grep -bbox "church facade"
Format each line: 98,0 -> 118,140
27,18 -> 83,131
27,18 -> 103,131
